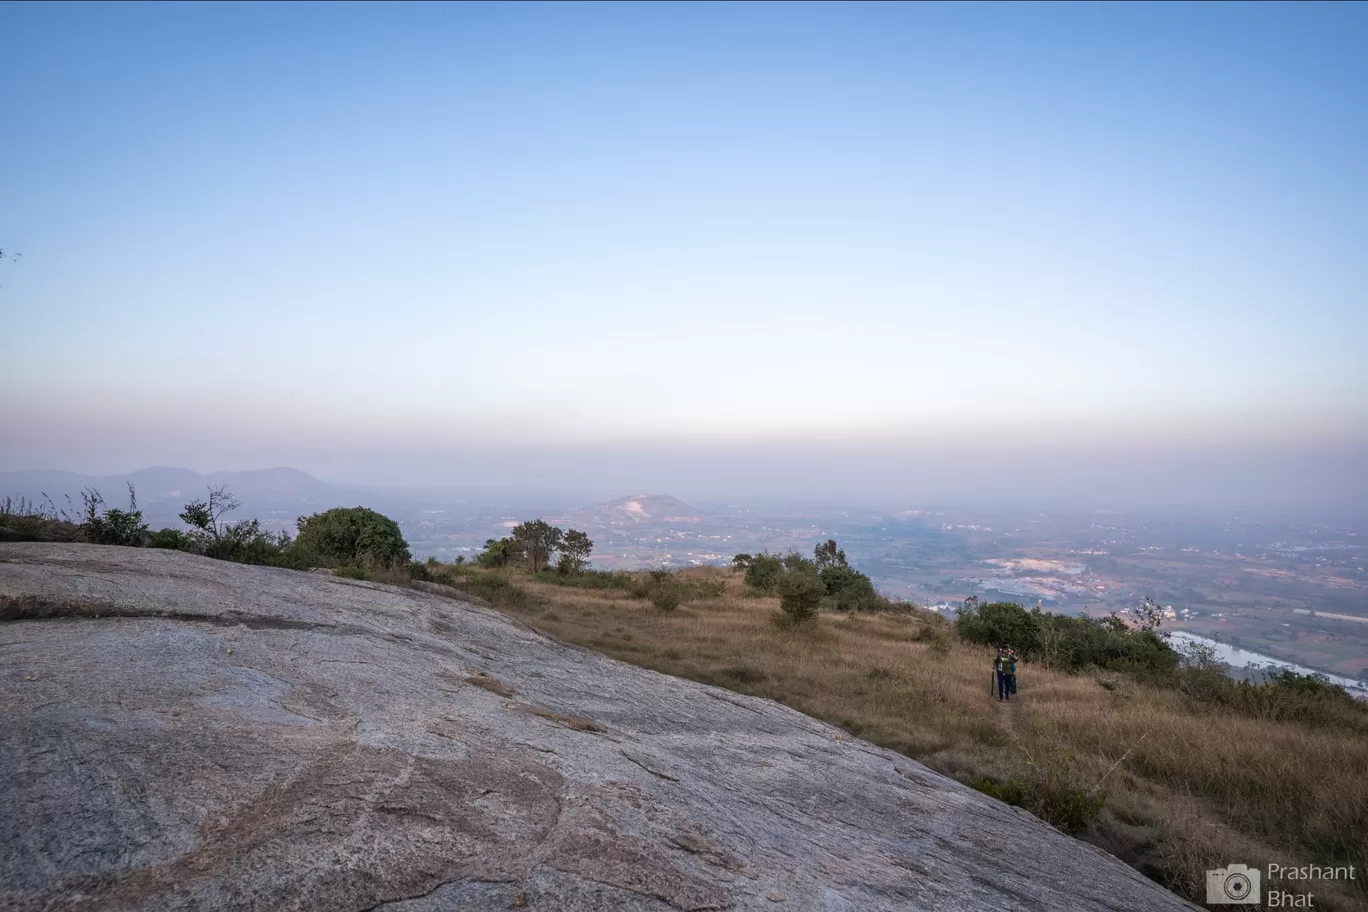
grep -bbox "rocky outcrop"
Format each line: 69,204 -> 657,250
0,544 -> 1197,911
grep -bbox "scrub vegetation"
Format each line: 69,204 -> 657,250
1,487 -> 407,572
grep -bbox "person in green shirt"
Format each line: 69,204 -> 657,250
994,645 -> 1017,701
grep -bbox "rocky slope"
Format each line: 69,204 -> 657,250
0,544 -> 1197,911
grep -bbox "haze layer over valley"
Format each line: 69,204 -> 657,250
5,465 -> 1363,686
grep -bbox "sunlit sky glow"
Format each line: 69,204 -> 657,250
2,2 -> 1365,508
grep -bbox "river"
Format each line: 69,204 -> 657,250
1168,630 -> 1368,696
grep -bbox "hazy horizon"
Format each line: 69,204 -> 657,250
4,3 -> 1365,515
3,442 -> 1364,518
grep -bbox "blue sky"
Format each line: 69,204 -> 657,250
2,2 -> 1365,505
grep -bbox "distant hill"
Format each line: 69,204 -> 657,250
568,494 -> 705,526
0,466 -> 338,512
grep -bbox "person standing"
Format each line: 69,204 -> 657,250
994,645 -> 1017,701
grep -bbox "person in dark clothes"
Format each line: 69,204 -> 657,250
993,645 -> 1017,701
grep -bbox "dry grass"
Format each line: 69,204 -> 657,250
443,564 -> 1367,911
514,703 -> 608,733
0,496 -> 83,542
465,670 -> 516,697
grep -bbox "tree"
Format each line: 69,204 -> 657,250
730,553 -> 754,570
179,485 -> 242,542
511,519 -> 563,573
477,537 -> 521,568
1179,638 -> 1221,670
814,539 -> 848,569
295,506 -> 410,568
778,569 -> 824,624
1114,596 -> 1165,633
558,529 -> 593,574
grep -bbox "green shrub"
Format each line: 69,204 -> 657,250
294,507 -> 410,568
536,569 -> 635,591
618,570 -> 726,607
956,601 -> 1179,678
971,750 -> 1104,836
744,539 -> 878,611
955,600 -> 1044,654
744,552 -> 784,594
87,507 -> 149,546
914,623 -> 952,656
959,602 -> 1363,730
476,536 -> 521,568
650,585 -> 682,612
820,564 -> 877,610
716,664 -> 767,685
441,560 -> 473,578
460,572 -> 529,608
1177,665 -> 1368,731
335,565 -> 371,581
1041,785 -> 1105,835
691,578 -> 726,599
970,777 -> 1030,807
199,520 -> 299,567
80,487 -> 149,547
148,528 -> 192,550
1266,667 -> 1345,697
1022,744 -> 1108,834
172,486 -> 298,567
778,569 -> 824,624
